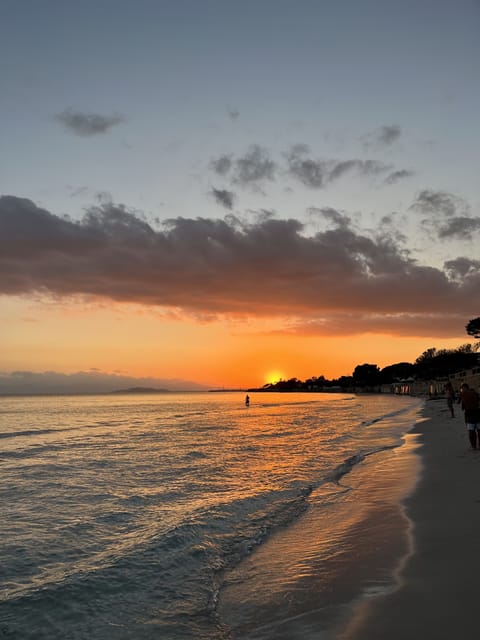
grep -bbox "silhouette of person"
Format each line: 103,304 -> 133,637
460,383 -> 480,449
444,381 -> 455,418
245,394 -> 250,407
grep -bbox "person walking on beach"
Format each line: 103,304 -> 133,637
460,383 -> 480,449
444,381 -> 455,418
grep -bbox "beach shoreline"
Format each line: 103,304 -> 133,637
340,397 -> 480,640
216,397 -> 424,639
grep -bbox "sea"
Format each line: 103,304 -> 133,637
0,391 -> 424,640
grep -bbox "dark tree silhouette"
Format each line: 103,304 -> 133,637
352,363 -> 380,387
466,317 -> 480,339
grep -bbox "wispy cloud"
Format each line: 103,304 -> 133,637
226,106 -> 240,121
232,145 -> 277,186
55,108 -> 126,136
410,189 -> 468,218
276,312 -> 469,338
210,143 -> 413,192
210,154 -> 233,176
362,124 -> 402,149
436,216 -> 480,240
210,145 -> 276,188
384,169 -> 415,184
410,189 -> 478,239
286,145 -> 389,188
1,195 -> 478,337
211,187 -> 235,210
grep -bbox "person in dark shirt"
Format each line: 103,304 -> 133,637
460,383 -> 480,449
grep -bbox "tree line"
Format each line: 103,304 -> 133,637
254,316 -> 480,392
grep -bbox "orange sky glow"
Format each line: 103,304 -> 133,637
1,295 -> 469,390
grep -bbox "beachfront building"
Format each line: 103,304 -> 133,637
449,366 -> 480,391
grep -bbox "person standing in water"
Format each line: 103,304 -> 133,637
245,394 -> 250,407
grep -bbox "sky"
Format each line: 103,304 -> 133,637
1,0 -> 480,392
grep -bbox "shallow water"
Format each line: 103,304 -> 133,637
0,391 -> 423,639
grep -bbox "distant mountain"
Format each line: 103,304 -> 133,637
0,371 -> 209,395
110,387 -> 170,394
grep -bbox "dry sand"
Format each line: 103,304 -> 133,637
342,397 -> 480,640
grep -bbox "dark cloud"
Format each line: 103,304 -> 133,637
444,257 -> 480,281
384,169 -> 415,184
210,154 -> 233,176
286,145 -> 389,188
232,145 -> 276,186
210,146 -> 276,188
1,195 -> 479,337
286,144 -> 328,188
211,143 -> 402,193
211,187 -> 235,210
55,108 -> 126,136
436,216 -> 480,240
362,124 -> 402,149
308,206 -> 352,230
410,189 -> 468,218
411,190 -> 477,240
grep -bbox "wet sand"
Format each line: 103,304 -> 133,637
342,397 -> 480,640
218,401 -> 425,639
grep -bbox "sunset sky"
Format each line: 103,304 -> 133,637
1,0 -> 480,392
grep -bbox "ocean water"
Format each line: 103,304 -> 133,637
0,391 -> 423,639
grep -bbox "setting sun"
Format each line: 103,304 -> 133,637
265,371 -> 286,385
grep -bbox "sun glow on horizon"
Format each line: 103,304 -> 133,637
264,370 -> 286,385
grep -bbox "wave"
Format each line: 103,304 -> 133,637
326,444 -> 399,485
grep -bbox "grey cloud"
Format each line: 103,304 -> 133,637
410,189 -> 468,218
233,145 -> 276,186
328,159 -> 389,181
437,216 -> 480,240
375,214 -> 408,246
286,145 -> 389,188
0,196 -> 480,324
377,125 -> 402,145
227,106 -> 240,120
286,144 -> 328,188
210,146 -> 276,187
308,206 -> 352,230
444,257 -> 480,281
411,190 -> 477,240
211,187 -> 235,210
210,154 -> 233,176
384,169 -> 415,184
2,194 -> 479,331
362,124 -> 402,149
55,108 -> 126,136
0,370 -> 207,394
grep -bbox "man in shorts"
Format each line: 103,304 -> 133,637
460,383 -> 480,449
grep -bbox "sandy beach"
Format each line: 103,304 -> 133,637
342,396 -> 480,640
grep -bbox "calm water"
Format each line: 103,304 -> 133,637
0,392 -> 423,639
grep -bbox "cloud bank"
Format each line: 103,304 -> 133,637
0,370 -> 208,395
1,195 -> 478,336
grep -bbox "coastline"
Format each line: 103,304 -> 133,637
217,397 -> 424,639
340,397 -> 480,640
